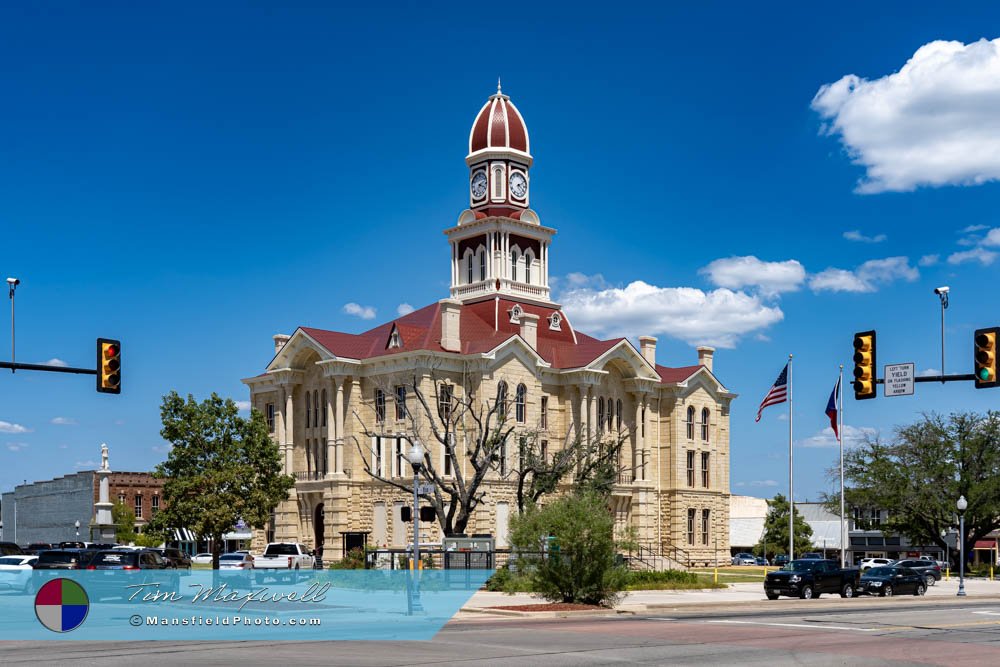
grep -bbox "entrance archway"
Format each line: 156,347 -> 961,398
314,503 -> 325,564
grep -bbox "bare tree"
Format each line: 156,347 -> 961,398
351,370 -> 632,536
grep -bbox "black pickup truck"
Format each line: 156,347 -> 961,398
764,559 -> 861,599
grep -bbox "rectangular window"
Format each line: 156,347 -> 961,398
373,436 -> 384,477
135,494 -> 143,519
540,440 -> 548,464
118,493 -> 125,505
266,403 -> 275,433
395,438 -> 405,478
687,508 -> 696,545
151,495 -> 159,515
641,407 -> 646,438
540,396 -> 548,430
438,384 -> 453,422
701,452 -> 710,488
686,412 -> 695,440
444,433 -> 454,476
499,440 -> 507,476
395,385 -> 407,420
701,509 -> 710,545
701,410 -> 710,441
375,389 -> 386,424
686,450 -> 695,487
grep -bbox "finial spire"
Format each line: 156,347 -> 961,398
497,76 -> 502,94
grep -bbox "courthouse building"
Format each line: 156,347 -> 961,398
243,86 -> 737,565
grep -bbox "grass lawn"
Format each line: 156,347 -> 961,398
690,566 -> 775,583
192,562 -> 212,570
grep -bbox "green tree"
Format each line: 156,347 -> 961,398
832,411 -> 1000,566
112,501 -> 137,544
149,392 -> 294,569
508,491 -> 628,606
755,493 -> 813,559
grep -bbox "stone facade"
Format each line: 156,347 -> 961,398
242,87 -> 737,566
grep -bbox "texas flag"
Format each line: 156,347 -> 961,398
826,376 -> 841,441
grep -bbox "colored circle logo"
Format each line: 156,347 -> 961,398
34,578 -> 89,633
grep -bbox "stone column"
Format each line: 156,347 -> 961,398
285,386 -> 295,475
634,398 -> 643,480
586,388 -> 596,444
325,378 -> 336,479
334,377 -> 346,475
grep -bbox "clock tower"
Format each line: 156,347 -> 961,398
466,81 -> 532,214
447,85 -> 555,305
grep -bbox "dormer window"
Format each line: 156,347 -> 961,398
387,327 -> 402,349
548,312 -> 562,331
509,304 -> 523,324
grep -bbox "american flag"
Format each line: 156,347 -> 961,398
755,363 -> 789,422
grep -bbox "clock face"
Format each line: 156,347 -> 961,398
509,171 -> 527,199
471,171 -> 488,199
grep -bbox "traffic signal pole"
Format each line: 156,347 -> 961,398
0,361 -> 96,375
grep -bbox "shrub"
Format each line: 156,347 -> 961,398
509,491 -> 627,606
329,547 -> 366,570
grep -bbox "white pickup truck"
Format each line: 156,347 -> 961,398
254,542 -> 315,571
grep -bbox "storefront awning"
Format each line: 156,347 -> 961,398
974,540 -> 997,550
172,528 -> 198,542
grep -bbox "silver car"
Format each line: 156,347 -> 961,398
731,552 -> 756,566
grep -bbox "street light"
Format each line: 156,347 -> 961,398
934,286 -> 949,383
406,438 -> 425,614
74,519 -> 80,539
957,495 -> 967,597
6,277 -> 19,374
941,528 -> 950,579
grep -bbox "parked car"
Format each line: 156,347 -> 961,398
764,559 -> 861,599
218,552 -> 255,570
892,559 -> 942,586
0,542 -> 25,556
0,555 -> 37,592
255,543 -> 315,572
859,566 -> 927,597
58,541 -> 87,549
755,557 -> 769,566
731,552 -> 756,566
153,548 -> 192,569
33,548 -> 98,570
860,557 -> 893,571
191,553 -> 214,565
799,552 -> 823,559
86,549 -> 169,571
773,554 -> 789,567
25,543 -> 52,555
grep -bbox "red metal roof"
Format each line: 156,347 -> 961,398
291,299 -> 709,386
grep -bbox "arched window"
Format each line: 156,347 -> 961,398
607,398 -> 614,430
597,398 -> 605,434
524,250 -> 533,284
321,389 -> 327,427
494,166 -> 503,198
497,381 -> 508,416
515,383 -> 527,423
314,391 -> 320,429
686,406 -> 695,440
701,408 -> 710,442
467,251 -> 474,284
478,247 -> 486,281
305,391 -> 311,428
510,249 -> 518,282
616,399 -> 623,432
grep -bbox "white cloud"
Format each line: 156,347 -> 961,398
699,256 -> 806,296
948,247 -> 998,266
396,303 -> 415,316
813,38 -> 1000,193
74,460 -> 98,469
45,358 -> 68,367
918,254 -> 940,267
0,420 -> 31,434
152,444 -> 172,454
843,230 -> 887,243
51,417 -> 77,425
7,442 -> 28,452
234,400 -> 251,412
562,272 -> 608,290
342,302 -> 376,320
748,480 -> 779,487
918,368 -> 940,377
560,281 -> 783,349
809,256 -> 918,293
962,224 -> 989,233
799,425 -> 876,449
982,228 -> 1000,247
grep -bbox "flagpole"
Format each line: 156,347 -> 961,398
788,353 -> 794,562
839,365 -> 845,568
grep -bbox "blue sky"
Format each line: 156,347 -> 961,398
2,2 -> 1000,501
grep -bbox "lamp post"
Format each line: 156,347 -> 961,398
74,520 -> 80,539
406,438 -> 425,613
942,529 -> 950,580
934,286 -> 949,383
6,277 -> 19,373
957,495 -> 967,597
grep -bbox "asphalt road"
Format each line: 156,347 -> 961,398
7,597 -> 1000,665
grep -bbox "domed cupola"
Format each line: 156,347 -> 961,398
466,81 -> 532,212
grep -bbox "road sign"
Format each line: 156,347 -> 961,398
417,483 -> 435,495
884,363 -> 914,397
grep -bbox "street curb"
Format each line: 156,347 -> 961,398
460,607 -> 634,618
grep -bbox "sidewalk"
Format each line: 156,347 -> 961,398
459,577 -> 1000,617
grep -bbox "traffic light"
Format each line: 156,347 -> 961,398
852,330 -> 877,400
419,506 -> 436,522
401,506 -> 412,522
97,338 -> 121,394
974,327 -> 999,389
